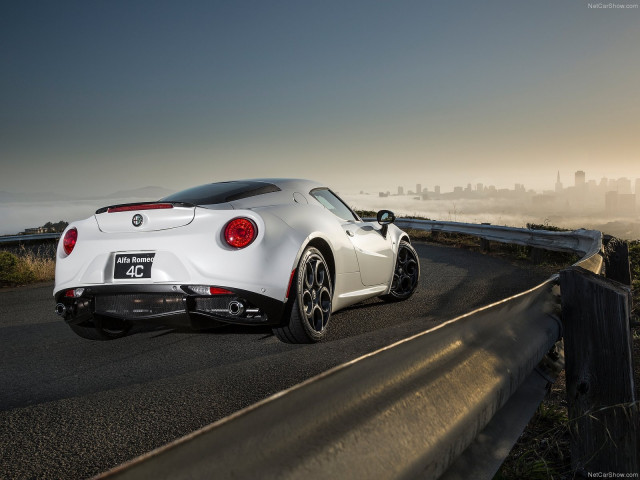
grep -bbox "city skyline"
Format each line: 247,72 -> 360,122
377,170 -> 640,197
2,167 -> 639,237
369,168 -> 639,220
1,2 -> 639,198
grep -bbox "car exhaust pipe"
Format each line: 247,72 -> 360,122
228,300 -> 245,316
55,303 -> 67,316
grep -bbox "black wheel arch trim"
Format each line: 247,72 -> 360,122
294,234 -> 336,294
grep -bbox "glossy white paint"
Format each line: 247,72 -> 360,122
341,221 -> 394,286
95,205 -> 195,233
54,179 -> 410,315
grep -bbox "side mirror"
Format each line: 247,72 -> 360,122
376,210 -> 395,238
376,210 -> 395,225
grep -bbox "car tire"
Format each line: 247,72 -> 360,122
68,316 -> 132,340
273,247 -> 333,343
380,240 -> 420,302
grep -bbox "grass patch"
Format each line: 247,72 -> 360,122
404,228 -> 479,248
0,245 -> 56,286
526,222 -> 571,232
495,400 -> 571,480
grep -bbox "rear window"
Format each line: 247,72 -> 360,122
160,181 -> 281,205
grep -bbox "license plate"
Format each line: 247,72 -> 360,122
114,253 -> 155,279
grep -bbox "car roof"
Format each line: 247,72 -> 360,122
227,179 -> 327,209
159,178 -> 328,209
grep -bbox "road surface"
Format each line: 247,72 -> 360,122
0,243 -> 551,479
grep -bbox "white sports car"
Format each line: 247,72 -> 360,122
54,179 -> 420,343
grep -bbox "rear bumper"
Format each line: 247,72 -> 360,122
54,284 -> 287,328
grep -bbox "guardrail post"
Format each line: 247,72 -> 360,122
603,236 -> 632,286
531,247 -> 544,264
559,267 -> 638,475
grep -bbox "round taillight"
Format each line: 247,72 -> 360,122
224,218 -> 257,248
63,228 -> 78,255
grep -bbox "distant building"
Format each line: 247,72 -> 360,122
635,178 -> 640,195
416,184 -> 422,196
617,177 -> 632,194
476,183 -> 483,192
532,194 -> 554,205
434,186 -> 441,195
605,191 -> 618,213
606,192 -> 636,215
379,191 -> 389,198
599,177 -> 609,192
575,170 -> 586,188
21,221 -> 68,234
453,186 -> 463,194
397,186 -> 404,195
23,227 -> 48,234
619,194 -> 636,214
555,171 -> 563,192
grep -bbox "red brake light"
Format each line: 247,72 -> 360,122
63,228 -> 78,255
107,203 -> 173,213
210,287 -> 233,295
224,218 -> 257,248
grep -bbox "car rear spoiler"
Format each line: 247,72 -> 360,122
95,202 -> 195,214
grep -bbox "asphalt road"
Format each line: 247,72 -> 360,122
0,243 -> 551,480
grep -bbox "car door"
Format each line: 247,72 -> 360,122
310,188 -> 394,286
342,219 -> 394,286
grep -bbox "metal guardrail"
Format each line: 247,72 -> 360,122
392,218 -> 603,275
0,233 -> 61,245
98,220 -> 603,480
393,218 -> 601,257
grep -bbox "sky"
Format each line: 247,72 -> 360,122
1,0 -> 639,198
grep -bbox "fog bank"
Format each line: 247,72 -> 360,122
342,194 -> 640,240
2,194 -> 639,240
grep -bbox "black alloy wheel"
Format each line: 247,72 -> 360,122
380,240 -> 420,301
273,247 -> 333,343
